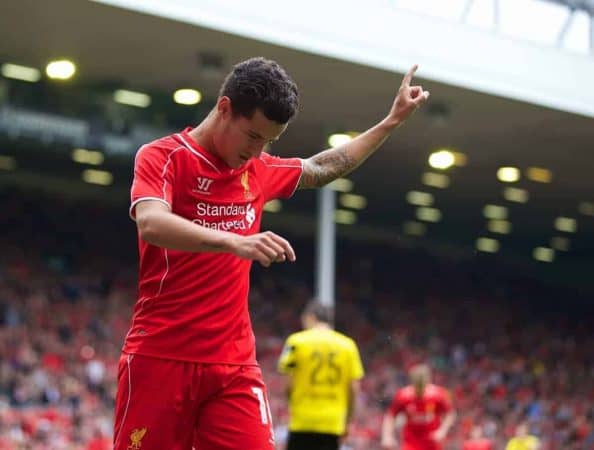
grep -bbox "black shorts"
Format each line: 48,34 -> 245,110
286,432 -> 340,450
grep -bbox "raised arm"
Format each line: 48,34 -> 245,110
298,65 -> 429,189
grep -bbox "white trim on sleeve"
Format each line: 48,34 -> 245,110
287,158 -> 305,197
129,197 -> 172,221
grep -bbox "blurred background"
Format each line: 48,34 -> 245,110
0,0 -> 593,448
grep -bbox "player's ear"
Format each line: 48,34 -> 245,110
217,96 -> 233,119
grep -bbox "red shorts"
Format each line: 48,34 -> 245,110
113,353 -> 275,450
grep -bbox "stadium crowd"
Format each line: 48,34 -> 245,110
0,189 -> 593,449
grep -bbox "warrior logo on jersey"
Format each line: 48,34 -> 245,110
195,176 -> 214,195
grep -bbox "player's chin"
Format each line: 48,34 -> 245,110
235,158 -> 249,168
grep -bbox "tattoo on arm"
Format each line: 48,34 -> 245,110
298,147 -> 357,189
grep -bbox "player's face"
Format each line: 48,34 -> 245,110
470,426 -> 483,439
516,424 -> 528,436
409,364 -> 431,389
216,98 -> 288,168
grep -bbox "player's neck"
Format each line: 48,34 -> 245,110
414,384 -> 426,397
311,323 -> 332,331
187,115 -> 219,158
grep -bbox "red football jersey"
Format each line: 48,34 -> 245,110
462,439 -> 493,450
125,128 -> 302,364
388,384 -> 453,449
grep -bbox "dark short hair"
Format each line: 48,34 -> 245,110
303,300 -> 334,324
219,57 -> 299,124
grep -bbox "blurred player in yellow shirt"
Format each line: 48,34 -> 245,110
277,300 -> 364,450
505,423 -> 540,450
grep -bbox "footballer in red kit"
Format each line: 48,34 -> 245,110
382,364 -> 456,450
125,128 -> 301,364
462,426 -> 494,450
463,441 -> 493,450
114,57 -> 431,450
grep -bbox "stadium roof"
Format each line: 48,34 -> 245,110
0,0 -> 592,289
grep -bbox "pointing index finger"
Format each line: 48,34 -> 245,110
401,64 -> 418,87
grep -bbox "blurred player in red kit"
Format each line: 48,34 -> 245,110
113,56 -> 430,450
381,364 -> 456,450
462,425 -> 494,450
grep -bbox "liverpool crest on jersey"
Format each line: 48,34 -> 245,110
128,427 -> 147,449
241,172 -> 254,200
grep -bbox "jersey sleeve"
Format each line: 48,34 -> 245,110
129,144 -> 176,220
387,390 -> 405,416
349,340 -> 365,381
277,335 -> 298,375
257,153 -> 303,201
437,387 -> 453,413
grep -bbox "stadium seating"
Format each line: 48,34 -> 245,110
0,189 -> 592,449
